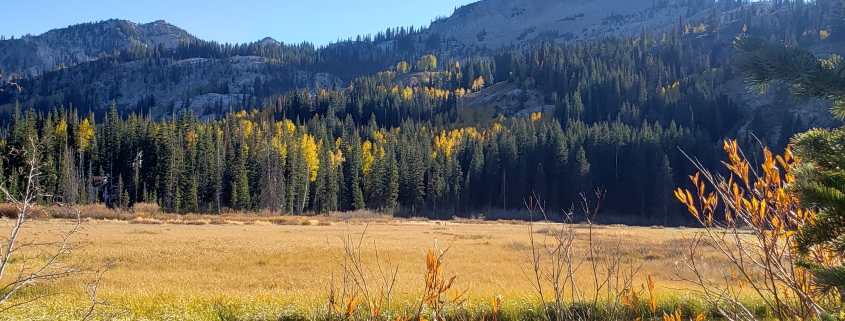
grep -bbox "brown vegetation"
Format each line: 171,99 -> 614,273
1,218 -> 728,319
674,140 -> 827,319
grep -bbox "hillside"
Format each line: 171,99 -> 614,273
426,0 -> 692,53
0,0 -> 843,222
0,19 -> 194,75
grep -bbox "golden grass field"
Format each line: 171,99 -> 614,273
2,215 -> 738,320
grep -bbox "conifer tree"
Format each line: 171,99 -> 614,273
347,139 -> 366,210
735,34 -> 845,296
574,146 -> 592,197
384,152 -> 399,214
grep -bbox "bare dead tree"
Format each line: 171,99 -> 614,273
330,225 -> 401,321
523,190 -> 645,321
0,137 -> 97,314
78,260 -> 119,321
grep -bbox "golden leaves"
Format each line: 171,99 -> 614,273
648,274 -> 657,314
54,119 -> 68,141
471,76 -> 485,92
679,139 -> 814,236
301,134 -> 320,182
333,296 -> 358,318
402,87 -> 413,101
420,236 -> 465,319
329,149 -> 345,168
362,140 -> 375,175
75,118 -> 95,152
185,130 -> 198,149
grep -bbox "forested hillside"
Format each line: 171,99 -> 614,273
0,0 -> 843,224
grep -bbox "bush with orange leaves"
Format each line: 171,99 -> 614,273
673,140 -> 832,320
329,230 -> 470,321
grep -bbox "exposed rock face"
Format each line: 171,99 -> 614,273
0,0 -> 838,139
0,19 -> 193,75
425,0 -> 691,53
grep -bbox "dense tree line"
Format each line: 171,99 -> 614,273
0,100 -> 711,224
2,0 -> 844,224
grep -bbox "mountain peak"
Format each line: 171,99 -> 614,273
0,19 -> 195,74
258,37 -> 280,46
427,0 -> 696,52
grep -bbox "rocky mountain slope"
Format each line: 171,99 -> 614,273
427,0 -> 690,52
0,19 -> 193,75
0,0 -> 839,145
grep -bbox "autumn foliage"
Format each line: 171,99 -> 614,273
674,140 -> 835,319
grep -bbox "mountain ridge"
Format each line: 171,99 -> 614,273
0,0 -> 838,141
0,19 -> 194,75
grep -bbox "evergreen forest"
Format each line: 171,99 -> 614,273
0,0 -> 843,224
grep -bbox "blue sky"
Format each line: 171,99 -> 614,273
1,0 -> 476,46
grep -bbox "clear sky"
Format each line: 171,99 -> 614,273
1,0 -> 476,46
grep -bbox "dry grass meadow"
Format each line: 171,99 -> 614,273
1,212 -> 742,320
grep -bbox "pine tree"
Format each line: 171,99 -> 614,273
652,154 -> 674,225
233,144 -> 251,211
735,35 -> 845,296
347,139 -> 366,210
384,148 -> 399,214
574,146 -> 592,196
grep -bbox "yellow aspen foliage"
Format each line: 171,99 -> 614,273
820,29 -> 831,40
301,134 -> 320,182
471,76 -> 485,92
391,86 -> 399,94
240,119 -> 254,138
423,87 -> 451,100
272,137 -> 287,162
402,87 -> 413,101
55,119 -> 68,141
661,81 -> 680,94
272,124 -> 289,162
435,129 -> 468,158
373,130 -> 386,145
464,127 -> 481,141
185,130 -> 199,148
329,149 -> 345,168
275,119 -> 296,138
362,140 -> 375,175
455,88 -> 467,97
530,112 -> 543,122
396,61 -> 411,74
417,54 -> 437,72
75,118 -> 95,152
